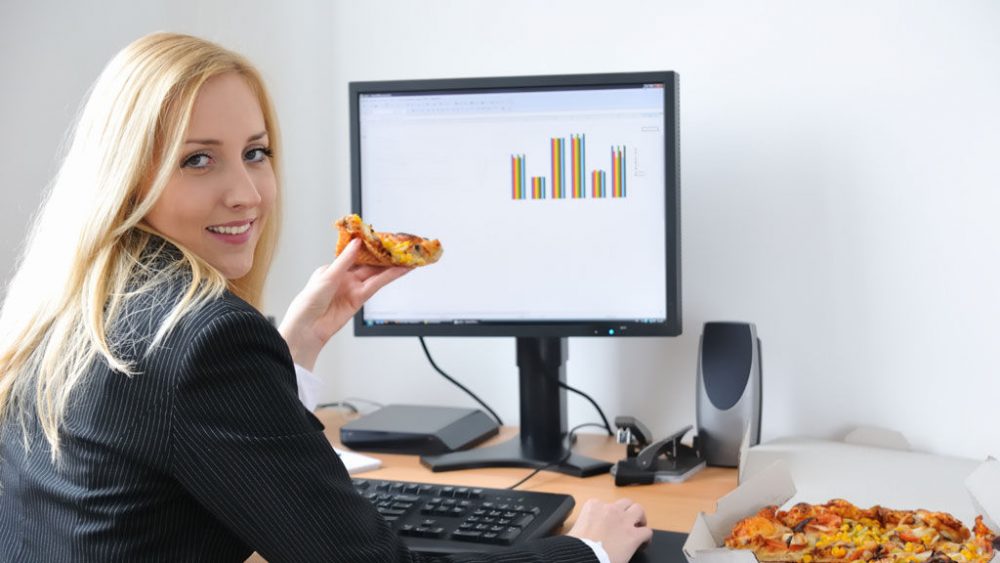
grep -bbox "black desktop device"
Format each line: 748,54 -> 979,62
348,71 -> 681,477
340,404 -> 499,455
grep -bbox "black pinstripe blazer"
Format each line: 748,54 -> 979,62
0,267 -> 597,562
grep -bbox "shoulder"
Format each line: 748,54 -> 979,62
109,238 -> 274,355
166,292 -> 316,440
113,276 -> 276,356
181,290 -> 272,333
165,290 -> 284,364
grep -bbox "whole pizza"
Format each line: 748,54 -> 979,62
725,499 -> 998,563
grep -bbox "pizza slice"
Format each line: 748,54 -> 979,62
334,214 -> 443,267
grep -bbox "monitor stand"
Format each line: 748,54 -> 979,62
420,337 -> 613,477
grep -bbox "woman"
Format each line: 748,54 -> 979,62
0,33 -> 651,562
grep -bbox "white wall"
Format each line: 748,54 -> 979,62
2,0 -> 998,461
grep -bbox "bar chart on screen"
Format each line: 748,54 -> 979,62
510,134 -> 630,201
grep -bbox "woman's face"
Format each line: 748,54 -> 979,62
144,72 -> 276,280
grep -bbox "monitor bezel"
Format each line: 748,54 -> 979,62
348,71 -> 681,337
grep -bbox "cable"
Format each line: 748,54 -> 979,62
418,337 -> 504,426
558,381 -> 614,436
316,397 -> 385,414
341,397 -> 384,410
507,422 -> 608,490
315,401 -> 359,414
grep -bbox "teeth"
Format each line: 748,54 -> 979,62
207,223 -> 251,235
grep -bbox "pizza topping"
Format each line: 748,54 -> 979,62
794,518 -> 816,533
725,499 -> 997,563
925,551 -> 955,563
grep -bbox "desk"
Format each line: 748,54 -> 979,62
247,408 -> 737,562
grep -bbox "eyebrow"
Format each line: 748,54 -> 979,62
184,131 -> 268,146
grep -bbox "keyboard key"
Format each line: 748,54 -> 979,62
512,514 -> 535,528
451,530 -> 483,542
497,527 -> 522,544
354,477 -> 573,555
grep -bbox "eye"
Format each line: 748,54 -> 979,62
182,153 -> 212,169
245,147 -> 273,163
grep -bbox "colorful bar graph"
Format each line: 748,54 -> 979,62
511,155 -> 526,199
571,134 -> 585,198
611,146 -> 626,198
591,170 -> 606,198
551,137 -> 566,199
531,176 -> 547,199
512,135 -> 626,201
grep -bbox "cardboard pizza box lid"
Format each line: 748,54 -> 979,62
740,436 -> 983,521
966,457 -> 1000,531
683,460 -> 797,563
841,425 -> 911,451
684,443 -> 999,563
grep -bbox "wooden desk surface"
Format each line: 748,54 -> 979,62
247,409 -> 736,562
318,409 -> 735,533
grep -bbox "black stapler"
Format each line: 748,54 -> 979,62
611,416 -> 706,486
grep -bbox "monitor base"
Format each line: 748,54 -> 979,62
420,435 -> 613,477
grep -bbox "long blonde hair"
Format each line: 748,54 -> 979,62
0,32 -> 283,458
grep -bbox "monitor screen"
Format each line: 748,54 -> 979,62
349,72 -> 680,338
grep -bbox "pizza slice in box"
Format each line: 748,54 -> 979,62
334,214 -> 443,267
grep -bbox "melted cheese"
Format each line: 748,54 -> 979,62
379,235 -> 423,266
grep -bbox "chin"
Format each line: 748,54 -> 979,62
222,266 -> 253,280
215,258 -> 254,280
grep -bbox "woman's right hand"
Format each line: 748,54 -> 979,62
278,239 -> 409,371
567,498 -> 653,563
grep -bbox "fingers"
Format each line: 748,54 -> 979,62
635,523 -> 654,547
349,264 -> 396,279
327,238 -> 361,278
626,502 -> 648,528
567,498 -> 652,563
611,498 -> 647,526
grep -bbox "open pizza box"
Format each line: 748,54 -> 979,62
682,429 -> 1000,563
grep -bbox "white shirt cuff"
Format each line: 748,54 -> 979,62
294,363 -> 321,412
578,538 -> 611,563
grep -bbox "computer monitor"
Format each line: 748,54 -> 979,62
348,71 -> 681,476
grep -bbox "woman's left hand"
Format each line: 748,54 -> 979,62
278,239 -> 410,371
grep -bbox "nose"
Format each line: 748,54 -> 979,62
224,163 -> 263,209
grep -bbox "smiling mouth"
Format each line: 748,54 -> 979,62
206,221 -> 253,235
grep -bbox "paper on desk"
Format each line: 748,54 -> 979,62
335,447 -> 382,474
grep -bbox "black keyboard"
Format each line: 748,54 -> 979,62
353,477 -> 576,555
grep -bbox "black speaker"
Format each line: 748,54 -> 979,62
695,322 -> 762,467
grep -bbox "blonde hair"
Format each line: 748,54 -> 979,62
0,32 -> 282,458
